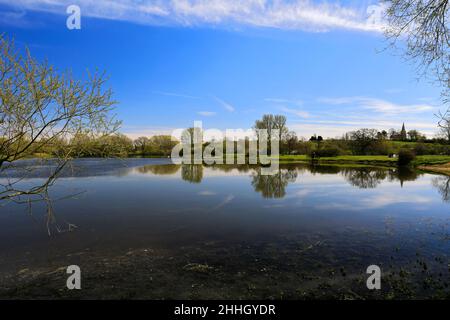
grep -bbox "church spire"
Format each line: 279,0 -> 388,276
401,123 -> 407,141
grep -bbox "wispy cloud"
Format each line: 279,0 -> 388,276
265,97 -> 303,106
280,107 -> 310,118
213,96 -> 235,112
289,120 -> 438,139
120,125 -> 176,139
197,111 -> 216,116
269,95 -> 438,137
153,91 -> 200,99
0,0 -> 386,33
0,8 -> 35,28
318,96 -> 435,115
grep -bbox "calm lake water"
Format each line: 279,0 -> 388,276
1,158 -> 449,298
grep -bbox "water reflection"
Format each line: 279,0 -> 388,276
2,159 -> 450,299
342,168 -> 387,189
209,164 -> 253,173
181,165 -> 203,183
308,166 -> 421,189
133,163 -> 449,201
342,167 -> 420,189
251,167 -> 298,198
136,164 -> 181,175
432,176 -> 450,202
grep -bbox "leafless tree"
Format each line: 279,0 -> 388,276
383,0 -> 450,128
383,0 -> 450,123
438,114 -> 450,140
432,175 -> 450,201
384,0 -> 449,82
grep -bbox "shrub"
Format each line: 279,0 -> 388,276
308,146 -> 343,158
442,145 -> 450,155
368,141 -> 392,155
398,149 -> 416,166
414,143 -> 444,155
413,143 -> 428,155
295,141 -> 313,155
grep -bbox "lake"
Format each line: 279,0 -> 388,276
0,158 -> 449,299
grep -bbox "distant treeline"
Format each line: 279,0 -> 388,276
0,133 -> 177,159
2,114 -> 450,159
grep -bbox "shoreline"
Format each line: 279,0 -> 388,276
18,154 -> 450,174
418,164 -> 450,176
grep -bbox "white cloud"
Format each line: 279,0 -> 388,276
0,0 -> 387,33
280,107 -> 310,118
318,96 -> 435,115
197,111 -> 216,116
361,193 -> 432,209
265,97 -> 303,106
153,91 -> 200,99
213,96 -> 235,112
120,125 -> 176,139
283,95 -> 440,138
289,120 -> 438,139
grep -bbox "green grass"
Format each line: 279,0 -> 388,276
18,152 -> 450,168
279,155 -> 396,162
414,155 -> 450,165
278,154 -> 450,167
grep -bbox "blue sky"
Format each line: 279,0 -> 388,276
0,0 -> 445,138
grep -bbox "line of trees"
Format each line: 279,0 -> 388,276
249,115 -> 450,157
5,133 -> 180,158
132,135 -> 177,156
4,112 -> 450,160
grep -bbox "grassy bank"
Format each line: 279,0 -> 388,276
19,153 -> 450,174
279,155 -> 450,168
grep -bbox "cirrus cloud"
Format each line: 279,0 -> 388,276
197,111 -> 217,116
318,96 -> 435,115
0,0 -> 387,33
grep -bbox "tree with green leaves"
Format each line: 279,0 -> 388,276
134,136 -> 150,154
284,131 -> 298,155
0,36 -> 119,229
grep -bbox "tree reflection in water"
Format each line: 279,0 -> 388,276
432,176 -> 450,202
307,165 -> 420,189
251,167 -> 298,198
135,163 -> 450,202
342,168 -> 388,189
181,165 -> 204,183
136,164 -> 181,175
392,167 -> 421,187
342,167 -> 420,189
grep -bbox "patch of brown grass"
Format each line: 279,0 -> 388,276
419,162 -> 450,175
